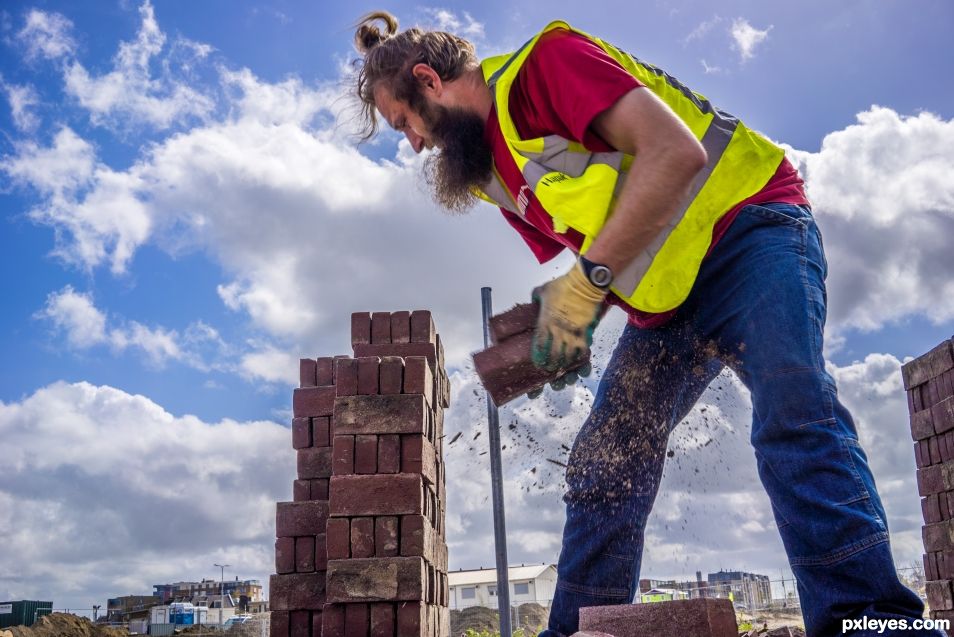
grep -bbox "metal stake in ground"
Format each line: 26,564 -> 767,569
482,287 -> 513,637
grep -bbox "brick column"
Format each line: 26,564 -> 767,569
271,310 -> 450,637
903,336 -> 954,622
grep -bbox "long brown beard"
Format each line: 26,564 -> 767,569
420,102 -> 493,214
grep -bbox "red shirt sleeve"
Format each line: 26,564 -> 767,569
509,29 -> 643,147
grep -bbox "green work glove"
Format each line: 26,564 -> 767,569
526,362 -> 593,399
531,261 -> 607,373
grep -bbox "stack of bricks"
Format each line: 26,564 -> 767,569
904,336 -> 954,622
270,310 -> 450,637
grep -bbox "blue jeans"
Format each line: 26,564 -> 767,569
542,203 -> 938,637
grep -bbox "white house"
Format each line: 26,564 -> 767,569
448,564 -> 558,610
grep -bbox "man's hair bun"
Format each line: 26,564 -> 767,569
354,11 -> 399,54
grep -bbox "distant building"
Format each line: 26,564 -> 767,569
105,595 -> 162,623
639,571 -> 710,599
153,577 -> 263,604
640,588 -> 689,603
448,564 -> 557,610
707,570 -> 771,608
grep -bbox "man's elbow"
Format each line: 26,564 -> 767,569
683,137 -> 707,175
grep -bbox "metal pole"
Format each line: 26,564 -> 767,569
481,287 -> 512,637
215,563 -> 230,628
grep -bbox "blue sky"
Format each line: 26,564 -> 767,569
1,0 -> 953,615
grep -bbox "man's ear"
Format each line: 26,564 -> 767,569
411,63 -> 443,96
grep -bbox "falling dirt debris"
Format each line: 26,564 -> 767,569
449,431 -> 462,445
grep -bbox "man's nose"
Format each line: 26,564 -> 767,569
405,130 -> 425,153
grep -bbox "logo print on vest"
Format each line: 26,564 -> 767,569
517,185 -> 531,216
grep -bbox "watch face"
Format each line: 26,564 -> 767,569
590,265 -> 613,288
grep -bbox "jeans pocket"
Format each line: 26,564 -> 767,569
743,203 -> 812,227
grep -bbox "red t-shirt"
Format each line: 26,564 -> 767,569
486,30 -> 809,328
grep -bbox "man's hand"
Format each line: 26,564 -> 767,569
527,361 -> 592,399
531,261 -> 607,372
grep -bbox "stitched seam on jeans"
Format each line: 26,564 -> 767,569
789,531 -> 889,567
556,580 -> 630,598
795,416 -> 837,430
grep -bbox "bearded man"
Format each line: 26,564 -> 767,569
350,12 -> 938,637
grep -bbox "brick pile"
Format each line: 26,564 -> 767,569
270,310 -> 450,637
904,336 -> 954,622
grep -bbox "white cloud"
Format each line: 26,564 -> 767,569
35,286 -> 107,349
701,59 -> 723,74
2,80 -> 41,132
730,18 -> 772,61
684,16 -> 723,44
62,1 -> 214,130
35,286 -> 222,370
784,107 -> 954,332
16,9 -> 76,62
422,8 -> 485,41
0,381 -> 291,609
238,345 -> 299,386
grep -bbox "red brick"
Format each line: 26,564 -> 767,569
322,603 -> 345,637
937,551 -> 954,579
926,553 -> 939,581
327,518 -> 350,560
355,434 -> 379,474
942,433 -> 954,463
292,417 -> 312,449
293,386 -> 336,417
334,395 -> 427,436
931,436 -> 942,465
296,536 -> 315,572
923,519 -> 954,552
333,435 -> 355,475
310,478 -> 329,501
329,474 -> 425,517
944,369 -> 954,400
313,416 -> 331,447
372,312 -> 392,344
358,356 -> 381,395
353,343 -> 436,370
403,356 -> 433,406
290,610 -> 310,637
298,446 -> 333,480
489,301 -> 537,344
908,389 -> 917,415
380,357 -> 404,395
915,385 -> 925,412
927,580 -> 954,611
401,435 -> 437,485
351,517 -> 374,557
941,491 -> 953,521
934,397 -> 954,434
300,359 -> 317,388
352,312 -> 372,346
397,601 -> 425,635
271,610 -> 290,637
336,358 -> 358,397
293,479 -> 310,502
316,533 -> 328,571
378,435 -> 401,474
924,495 -> 942,524
919,462 -> 954,496
929,379 -> 942,410
351,516 -> 375,558
400,514 -> 444,569
375,517 -> 399,557
269,573 -> 327,610
317,356 -> 336,386
579,598 -> 738,636
326,557 -> 426,603
276,536 -> 295,574
410,310 -> 435,344
277,501 -> 329,537
902,340 -> 954,389
916,440 -> 927,468
371,603 -> 395,637
390,311 -> 411,344
345,603 -> 370,637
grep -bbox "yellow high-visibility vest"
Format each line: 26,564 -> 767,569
476,21 -> 785,313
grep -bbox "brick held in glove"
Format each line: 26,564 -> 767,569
473,303 -> 590,407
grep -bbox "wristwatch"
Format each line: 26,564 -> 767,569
579,255 -> 614,290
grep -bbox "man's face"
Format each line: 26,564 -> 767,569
374,85 -> 492,213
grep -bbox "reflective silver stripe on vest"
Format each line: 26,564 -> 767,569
479,173 -> 520,215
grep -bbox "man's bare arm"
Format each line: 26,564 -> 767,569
584,87 -> 707,274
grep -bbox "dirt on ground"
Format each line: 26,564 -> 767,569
0,613 -> 128,637
450,603 -> 549,635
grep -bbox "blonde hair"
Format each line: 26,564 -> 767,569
352,11 -> 478,140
